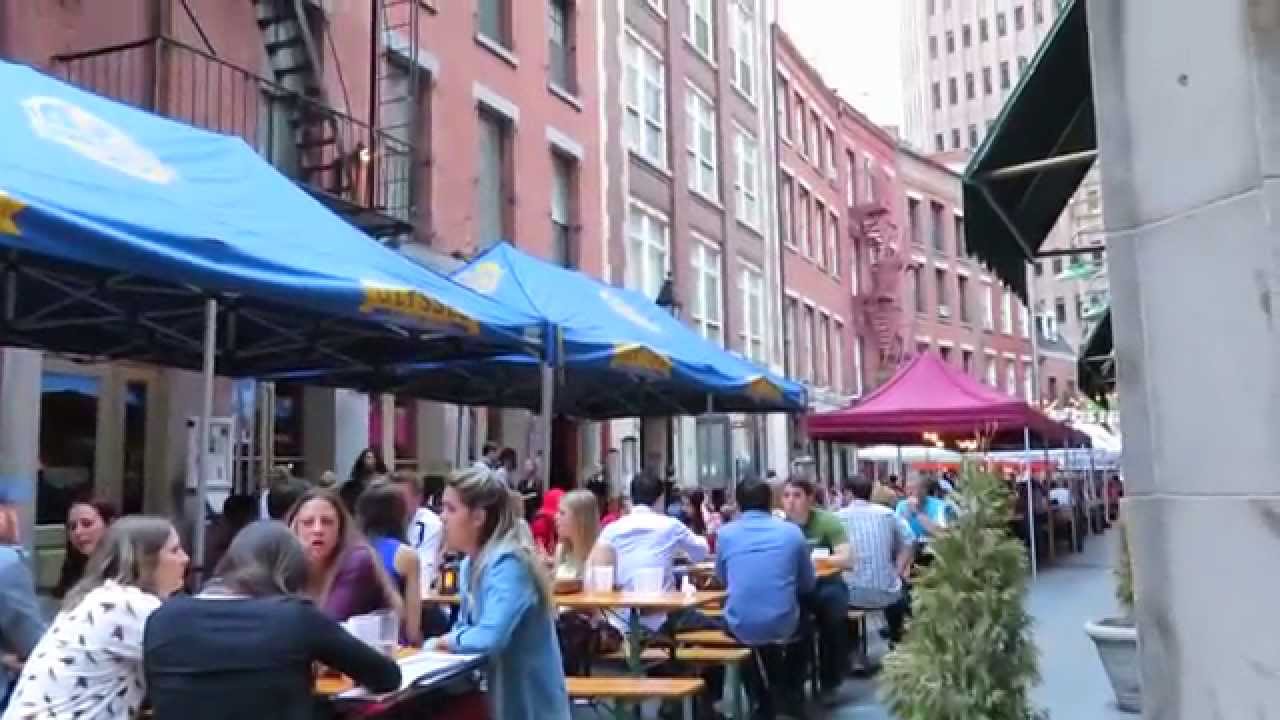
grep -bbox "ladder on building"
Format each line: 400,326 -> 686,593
373,0 -> 423,243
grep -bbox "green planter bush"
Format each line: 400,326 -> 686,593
881,468 -> 1042,720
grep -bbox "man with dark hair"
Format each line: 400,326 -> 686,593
716,479 -> 815,717
265,476 -> 310,521
837,476 -> 914,648
782,477 -> 853,703
472,442 -> 499,471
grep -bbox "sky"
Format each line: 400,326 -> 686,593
779,0 -> 905,130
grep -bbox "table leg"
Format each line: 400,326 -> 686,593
683,696 -> 694,720
727,661 -> 743,719
626,608 -> 644,675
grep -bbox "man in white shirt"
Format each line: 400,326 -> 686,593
472,442 -> 499,472
836,476 -> 914,647
1048,480 -> 1073,507
390,473 -> 446,634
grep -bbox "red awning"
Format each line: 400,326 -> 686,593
808,353 -> 1086,448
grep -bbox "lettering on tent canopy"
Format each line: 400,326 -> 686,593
359,283 -> 480,335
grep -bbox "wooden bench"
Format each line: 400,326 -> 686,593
603,644 -> 750,718
674,629 -> 740,647
566,677 -> 704,720
848,609 -> 870,666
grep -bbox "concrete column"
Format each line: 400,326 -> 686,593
417,401 -> 458,472
1088,1 -> 1280,715
302,387 -> 369,483
0,348 -> 41,551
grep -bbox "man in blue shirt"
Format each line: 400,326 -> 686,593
717,479 -> 816,719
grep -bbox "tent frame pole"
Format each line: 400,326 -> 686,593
1024,426 -> 1037,578
193,297 -> 217,587
538,325 -> 556,492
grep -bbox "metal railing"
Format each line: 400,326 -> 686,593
52,37 -> 415,234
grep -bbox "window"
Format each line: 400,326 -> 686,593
929,35 -> 938,59
939,345 -> 952,364
852,335 -> 865,396
734,128 -> 762,228
776,75 -> 792,141
794,96 -> 807,154
850,237 -> 863,295
1075,294 -> 1085,321
779,172 -> 795,248
917,341 -> 931,357
548,0 -> 576,91
813,198 -> 827,269
1054,297 -> 1067,324
685,85 -> 718,199
979,17 -> 989,42
814,120 -> 825,170
962,24 -> 972,47
1052,257 -> 1063,274
784,296 -> 798,376
824,127 -> 836,176
550,151 -> 577,267
962,349 -> 974,374
985,355 -> 997,386
729,0 -> 757,100
907,197 -> 923,246
691,239 -> 723,344
951,128 -> 961,149
983,283 -> 994,329
624,37 -> 667,167
797,186 -> 811,255
476,107 -> 512,248
845,151 -> 859,207
625,202 -> 669,298
982,66 -> 993,95
911,267 -> 926,313
1048,376 -> 1059,403
39,373 -> 101,524
935,268 -> 949,317
957,275 -> 970,323
1001,291 -> 1014,333
1021,305 -> 1031,338
832,320 -> 844,393
1034,261 -> 1044,276
1034,0 -> 1045,24
807,110 -> 820,165
931,82 -> 942,110
1014,5 -> 1026,30
1000,61 -> 1011,89
927,0 -> 935,14
930,201 -> 945,252
997,12 -> 1007,36
828,211 -> 840,278
945,31 -> 955,54
965,72 -> 975,100
968,124 -> 979,148
947,76 -> 958,105
688,0 -> 715,59
1005,361 -> 1018,396
816,313 -> 830,387
1018,55 -> 1029,74
802,305 -> 816,381
934,134 -> 945,153
863,156 -> 876,202
478,0 -> 512,49
954,215 -> 966,255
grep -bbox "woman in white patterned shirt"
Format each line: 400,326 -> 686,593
2,516 -> 188,720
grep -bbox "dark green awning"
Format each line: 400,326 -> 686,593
962,0 -> 1095,301
1078,307 -> 1113,400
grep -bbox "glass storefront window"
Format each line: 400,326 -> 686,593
38,373 -> 100,525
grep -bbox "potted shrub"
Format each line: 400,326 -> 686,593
881,468 -> 1042,719
1084,515 -> 1141,713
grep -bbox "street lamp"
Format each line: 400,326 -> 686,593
655,274 -> 679,487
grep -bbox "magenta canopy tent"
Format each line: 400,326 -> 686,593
808,353 -> 1086,448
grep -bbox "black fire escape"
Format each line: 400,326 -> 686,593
52,0 -> 424,243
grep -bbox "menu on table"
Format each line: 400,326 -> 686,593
336,651 -> 484,700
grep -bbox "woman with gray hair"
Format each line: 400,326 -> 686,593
142,521 -> 400,720
430,467 -> 569,720
3,516 -> 188,720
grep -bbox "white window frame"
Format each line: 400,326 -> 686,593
1005,361 -> 1018,396
690,236 -> 724,345
828,210 -> 840,279
832,319 -> 844,394
1001,290 -> 1014,334
779,170 -> 796,249
739,262 -> 766,362
985,351 -> 998,386
625,201 -> 670,299
1023,362 -> 1035,401
816,312 -> 831,388
824,123 -> 837,178
623,34 -> 668,169
685,83 -> 718,200
687,0 -> 715,60
796,185 -> 811,257
813,197 -> 827,268
729,0 -> 758,102
733,126 -> 762,230
852,334 -> 865,398
983,282 -> 995,330
802,302 -> 816,382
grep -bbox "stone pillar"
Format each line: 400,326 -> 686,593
0,348 -> 41,551
303,387 -> 369,483
1088,0 -> 1280,715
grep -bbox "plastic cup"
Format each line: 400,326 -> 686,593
634,567 -> 665,594
590,565 -> 615,593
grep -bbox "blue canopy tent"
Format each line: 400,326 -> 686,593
0,60 -> 544,569
282,243 -> 805,417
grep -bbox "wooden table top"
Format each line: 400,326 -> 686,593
315,646 -> 418,697
565,676 -> 705,700
688,559 -> 842,580
425,589 -> 725,612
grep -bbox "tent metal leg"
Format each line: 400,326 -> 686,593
193,297 -> 217,587
539,361 -> 554,491
1024,427 -> 1037,578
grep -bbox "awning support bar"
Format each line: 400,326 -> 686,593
983,149 -> 1098,181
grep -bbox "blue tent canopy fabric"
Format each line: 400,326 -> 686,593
348,243 -> 806,417
0,60 -> 542,375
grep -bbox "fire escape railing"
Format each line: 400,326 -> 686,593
51,37 -> 414,237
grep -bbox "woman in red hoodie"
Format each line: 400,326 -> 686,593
530,488 -> 564,554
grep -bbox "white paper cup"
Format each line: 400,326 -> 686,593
811,547 -> 832,560
634,567 -> 665,594
589,565 -> 615,592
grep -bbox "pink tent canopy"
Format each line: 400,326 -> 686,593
808,353 -> 1086,447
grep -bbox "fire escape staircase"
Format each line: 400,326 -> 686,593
852,202 -> 907,378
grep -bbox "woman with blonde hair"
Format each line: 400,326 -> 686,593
552,489 -> 599,587
285,487 -> 403,625
431,467 -> 569,720
4,516 -> 188,720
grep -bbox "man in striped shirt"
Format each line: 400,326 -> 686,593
836,476 -> 914,645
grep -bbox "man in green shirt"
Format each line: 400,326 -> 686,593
782,478 -> 853,703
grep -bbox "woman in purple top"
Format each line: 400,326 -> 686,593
286,487 -> 401,622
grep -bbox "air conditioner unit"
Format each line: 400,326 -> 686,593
938,305 -> 952,319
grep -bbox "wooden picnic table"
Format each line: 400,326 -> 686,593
315,646 -> 418,696
424,589 -> 725,611
687,558 -> 843,580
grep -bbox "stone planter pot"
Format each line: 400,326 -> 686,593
1084,618 -> 1141,713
